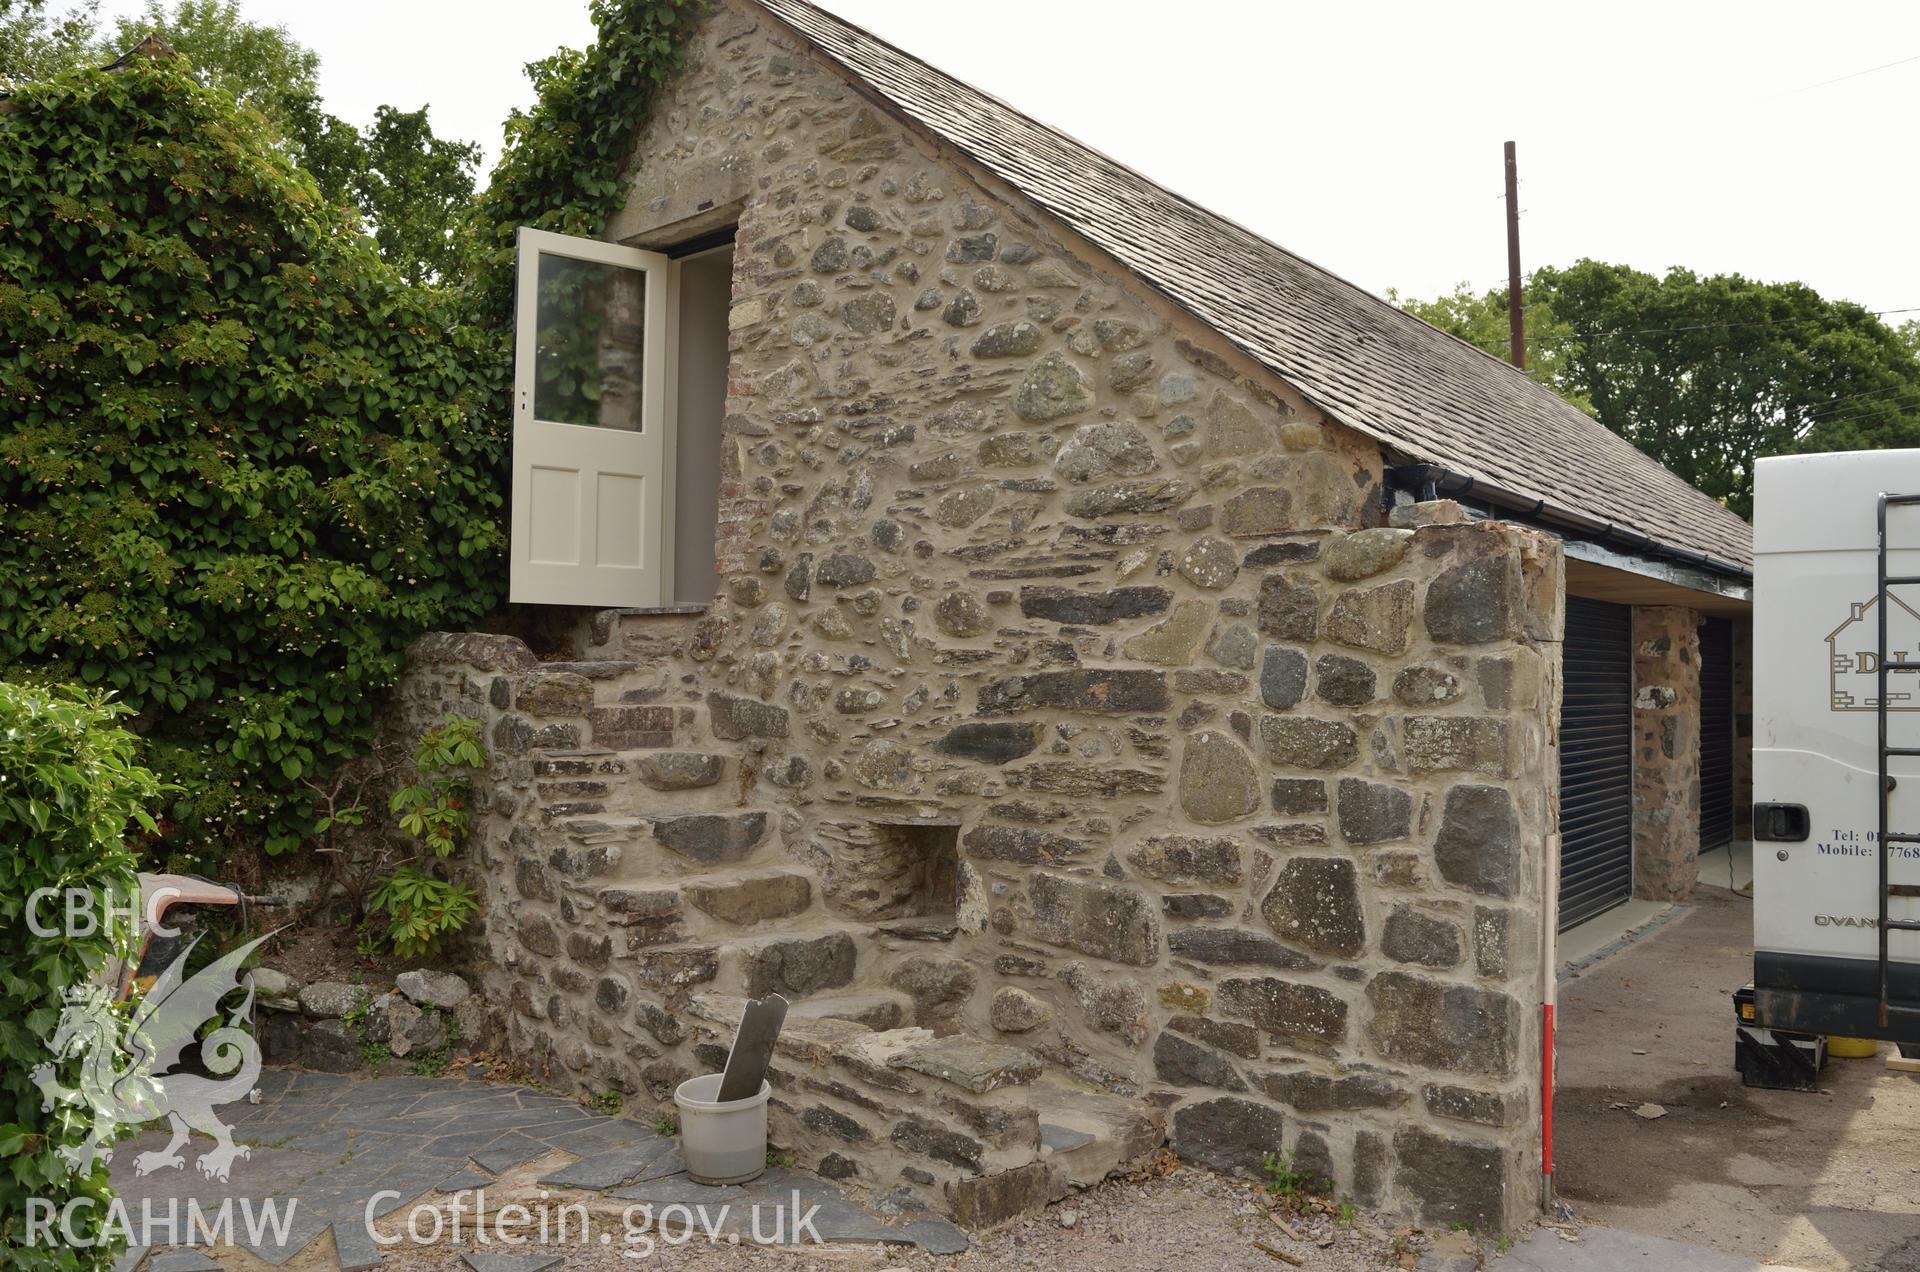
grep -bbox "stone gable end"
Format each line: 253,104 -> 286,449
389,0 -> 1562,1233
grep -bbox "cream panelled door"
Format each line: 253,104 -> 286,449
510,228 -> 672,607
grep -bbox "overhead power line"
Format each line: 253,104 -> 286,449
1460,305 -> 1920,349
1788,51 -> 1920,95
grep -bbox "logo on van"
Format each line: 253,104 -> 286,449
1828,593 -> 1920,711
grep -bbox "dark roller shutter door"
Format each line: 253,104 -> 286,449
1699,618 -> 1735,852
1560,597 -> 1634,929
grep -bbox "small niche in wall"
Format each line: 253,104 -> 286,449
820,819 -> 960,939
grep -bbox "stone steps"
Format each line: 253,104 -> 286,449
1025,1080 -> 1166,1191
546,808 -> 775,870
787,991 -> 912,1031
679,995 -> 1161,1229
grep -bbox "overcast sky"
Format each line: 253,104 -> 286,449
96,0 -> 1920,316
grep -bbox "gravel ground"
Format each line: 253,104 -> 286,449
353,1165 -> 1433,1272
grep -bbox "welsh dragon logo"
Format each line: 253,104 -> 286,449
31,931 -> 275,1181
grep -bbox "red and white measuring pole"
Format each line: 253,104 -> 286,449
1541,834 -> 1560,1206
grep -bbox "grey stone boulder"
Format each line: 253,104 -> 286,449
1061,962 -> 1150,1047
366,992 -> 447,1059
1167,926 -> 1316,970
1325,579 -> 1415,654
1314,653 -> 1376,705
396,969 -> 471,1010
1260,716 -> 1358,769
889,955 -> 977,1024
1177,535 -> 1239,589
1257,574 -> 1318,641
891,1036 -> 1041,1095
1063,478 -> 1193,518
1018,585 -> 1170,626
252,967 -> 302,1010
301,1019 -> 361,1073
298,981 -> 369,1020
1054,421 -> 1158,482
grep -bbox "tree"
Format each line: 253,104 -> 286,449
108,0 -> 315,126
2,0 -> 478,284
0,0 -> 99,87
1386,280 -> 1590,413
1398,261 -> 1920,518
0,44 -> 505,864
323,105 -> 481,286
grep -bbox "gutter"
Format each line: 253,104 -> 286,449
1389,463 -> 1753,584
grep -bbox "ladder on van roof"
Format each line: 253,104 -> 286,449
1873,493 -> 1920,1027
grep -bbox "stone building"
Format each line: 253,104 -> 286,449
389,0 -> 1754,1234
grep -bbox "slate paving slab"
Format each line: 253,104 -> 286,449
462,1254 -> 562,1272
437,1169 -> 494,1192
329,1217 -> 386,1272
536,1134 -> 673,1189
109,1068 -> 971,1268
147,1252 -> 220,1272
606,1175 -> 747,1208
899,1219 -> 971,1254
469,1131 -> 551,1174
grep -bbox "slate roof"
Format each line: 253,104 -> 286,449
754,0 -> 1753,572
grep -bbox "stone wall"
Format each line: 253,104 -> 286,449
383,0 -> 1566,1233
1631,606 -> 1701,902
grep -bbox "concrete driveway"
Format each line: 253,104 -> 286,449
1551,884 -> 1920,1270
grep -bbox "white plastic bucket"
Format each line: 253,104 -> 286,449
673,1073 -> 770,1185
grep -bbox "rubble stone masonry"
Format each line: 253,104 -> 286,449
386,1 -> 1564,1233
1631,606 -> 1700,902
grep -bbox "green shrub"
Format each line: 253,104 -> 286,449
0,48 -> 504,865
460,0 -> 702,350
0,681 -> 157,1269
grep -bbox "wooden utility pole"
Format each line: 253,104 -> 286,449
1504,140 -> 1525,370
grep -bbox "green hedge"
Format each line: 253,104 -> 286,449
0,682 -> 155,1269
0,49 -> 505,862
0,2 -> 704,867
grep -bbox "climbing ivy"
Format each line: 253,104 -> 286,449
460,0 -> 703,339
0,51 -> 503,862
0,0 -> 703,865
